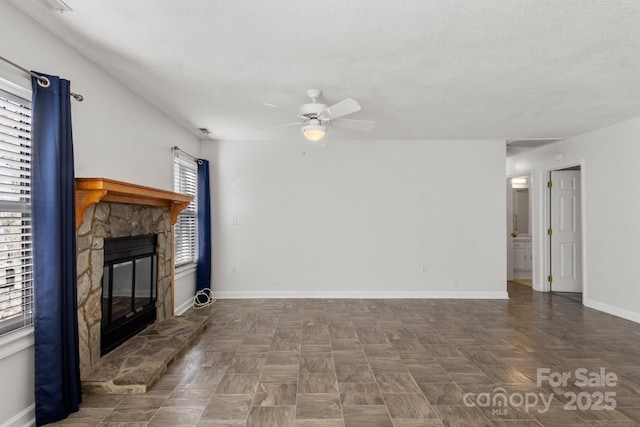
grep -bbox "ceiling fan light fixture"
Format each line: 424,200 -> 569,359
301,124 -> 327,141
260,89 -> 373,140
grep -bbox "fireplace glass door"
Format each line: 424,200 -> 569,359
101,234 -> 158,355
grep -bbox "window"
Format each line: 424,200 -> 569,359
0,87 -> 33,336
173,152 -> 197,267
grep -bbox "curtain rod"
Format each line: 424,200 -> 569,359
172,146 -> 201,163
0,55 -> 84,101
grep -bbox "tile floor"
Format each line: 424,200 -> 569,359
49,283 -> 640,426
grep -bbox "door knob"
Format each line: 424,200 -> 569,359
511,231 -> 518,238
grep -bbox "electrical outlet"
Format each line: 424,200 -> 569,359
232,266 -> 237,274
450,276 -> 457,287
421,265 -> 427,273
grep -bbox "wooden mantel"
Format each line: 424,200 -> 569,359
75,178 -> 193,229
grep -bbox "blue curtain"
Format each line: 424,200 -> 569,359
31,73 -> 81,426
196,159 -> 211,292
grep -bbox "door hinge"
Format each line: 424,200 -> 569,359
547,181 -> 553,188
548,275 -> 553,282
547,228 -> 552,235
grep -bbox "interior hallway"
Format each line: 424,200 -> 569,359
50,283 -> 640,426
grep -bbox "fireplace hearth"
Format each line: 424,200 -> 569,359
101,234 -> 158,355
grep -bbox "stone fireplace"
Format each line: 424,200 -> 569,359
74,178 -> 191,379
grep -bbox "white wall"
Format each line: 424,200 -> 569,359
202,139 -> 507,298
507,116 -> 640,323
0,5 -> 201,191
0,331 -> 34,427
0,3 -> 199,425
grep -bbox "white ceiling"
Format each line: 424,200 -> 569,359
9,0 -> 640,143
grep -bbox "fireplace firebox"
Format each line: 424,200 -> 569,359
101,234 -> 158,355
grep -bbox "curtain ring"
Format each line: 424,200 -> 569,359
37,76 -> 50,88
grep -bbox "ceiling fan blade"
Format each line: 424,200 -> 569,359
263,102 -> 307,120
319,98 -> 361,120
331,117 -> 375,131
257,121 -> 304,131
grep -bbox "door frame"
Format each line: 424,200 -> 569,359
506,172 -> 533,283
541,160 -> 587,297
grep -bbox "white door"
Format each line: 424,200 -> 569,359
550,170 -> 582,292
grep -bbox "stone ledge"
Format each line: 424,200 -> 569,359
82,306 -> 213,394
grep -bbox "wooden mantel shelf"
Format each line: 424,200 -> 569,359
75,178 -> 193,229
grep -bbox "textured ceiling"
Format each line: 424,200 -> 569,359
9,0 -> 640,142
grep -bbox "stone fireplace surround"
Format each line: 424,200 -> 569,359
74,178 -> 192,379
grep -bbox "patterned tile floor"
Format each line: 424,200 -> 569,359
49,283 -> 640,426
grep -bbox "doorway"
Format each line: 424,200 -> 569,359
548,166 -> 583,294
507,175 -> 532,286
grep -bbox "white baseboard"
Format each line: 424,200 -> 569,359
0,404 -> 34,427
583,298 -> 640,324
174,298 -> 193,316
214,290 -> 509,299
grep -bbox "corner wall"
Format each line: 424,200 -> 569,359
507,116 -> 640,323
202,139 -> 507,298
0,7 -> 201,191
0,3 -> 199,425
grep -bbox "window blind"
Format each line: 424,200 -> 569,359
173,153 -> 197,267
0,87 -> 33,336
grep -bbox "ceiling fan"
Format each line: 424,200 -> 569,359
260,89 -> 374,141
